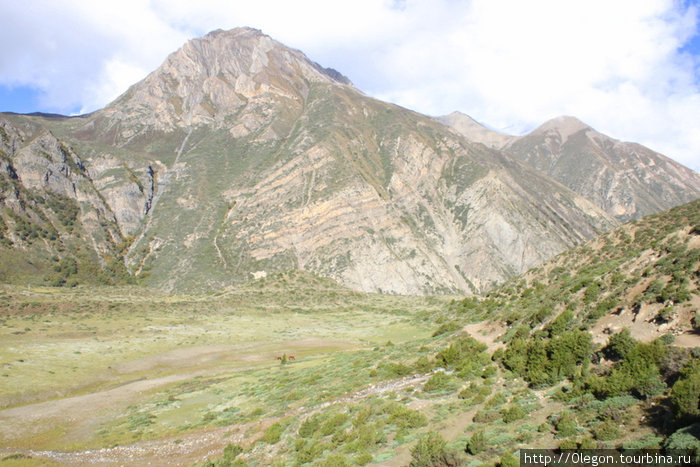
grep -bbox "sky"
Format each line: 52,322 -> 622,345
0,0 -> 698,171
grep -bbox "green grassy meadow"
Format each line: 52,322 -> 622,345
0,272 -> 454,465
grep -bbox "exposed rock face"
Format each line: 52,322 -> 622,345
442,114 -> 700,222
93,27 -> 351,140
1,28 -> 697,293
0,115 -> 124,281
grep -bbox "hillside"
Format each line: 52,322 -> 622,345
7,28 -> 699,295
1,201 -> 698,466
459,198 -> 700,345
441,114 -> 700,222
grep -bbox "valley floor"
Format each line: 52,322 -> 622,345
0,261 -> 696,466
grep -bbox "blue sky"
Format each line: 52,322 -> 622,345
0,0 -> 698,171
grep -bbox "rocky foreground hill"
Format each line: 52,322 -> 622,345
1,28 -> 699,294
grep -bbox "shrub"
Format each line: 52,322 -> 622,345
435,336 -> 488,369
295,440 -> 329,464
378,362 -> 413,378
432,321 -> 461,337
221,443 -> 243,462
485,393 -> 506,408
559,438 -> 578,450
672,359 -> 700,422
299,414 -> 322,438
320,413 -> 349,436
501,405 -> 526,423
473,410 -> 500,423
594,420 -> 620,441
466,429 -> 487,455
554,413 -> 578,438
655,307 -> 675,323
664,423 -> 700,457
423,372 -> 457,393
410,431 -> 449,467
261,422 -> 283,444
605,328 -> 635,361
387,404 -> 427,429
579,438 -> 598,449
547,310 -> 574,337
316,453 -> 351,467
499,452 -> 519,467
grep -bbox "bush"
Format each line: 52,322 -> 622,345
320,413 -> 349,436
295,440 -> 329,464
501,405 -> 526,423
664,423 -> 700,458
261,422 -> 283,444
423,372 -> 457,393
485,393 -> 506,408
473,410 -> 500,423
410,431 -> 449,466
605,328 -> 635,360
316,453 -> 351,467
672,359 -> 700,422
435,336 -> 488,369
299,414 -> 322,438
432,322 -> 461,337
466,429 -> 487,454
378,362 -> 413,378
594,338 -> 668,398
499,452 -> 519,467
554,413 -> 578,438
594,420 -> 620,441
387,404 -> 427,429
559,438 -> 579,450
221,443 -> 243,462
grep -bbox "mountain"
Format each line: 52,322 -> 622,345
0,28 -> 697,294
437,111 -> 514,148
442,114 -> 700,222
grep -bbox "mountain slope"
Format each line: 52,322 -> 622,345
0,115 -> 129,285
72,29 -> 619,293
2,28 -> 697,294
442,114 -> 700,222
455,198 -> 700,348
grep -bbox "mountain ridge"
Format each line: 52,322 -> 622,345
441,112 -> 700,222
0,27 -> 698,294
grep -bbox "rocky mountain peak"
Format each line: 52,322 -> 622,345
532,115 -> 591,141
437,111 -> 514,148
97,27 -> 351,133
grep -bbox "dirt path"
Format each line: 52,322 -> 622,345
462,322 -> 505,352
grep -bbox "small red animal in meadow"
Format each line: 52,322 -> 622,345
288,355 -> 295,361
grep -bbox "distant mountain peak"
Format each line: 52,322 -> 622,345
533,115 -> 591,140
437,111 -> 514,148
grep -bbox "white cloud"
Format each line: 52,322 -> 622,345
0,0 -> 698,170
